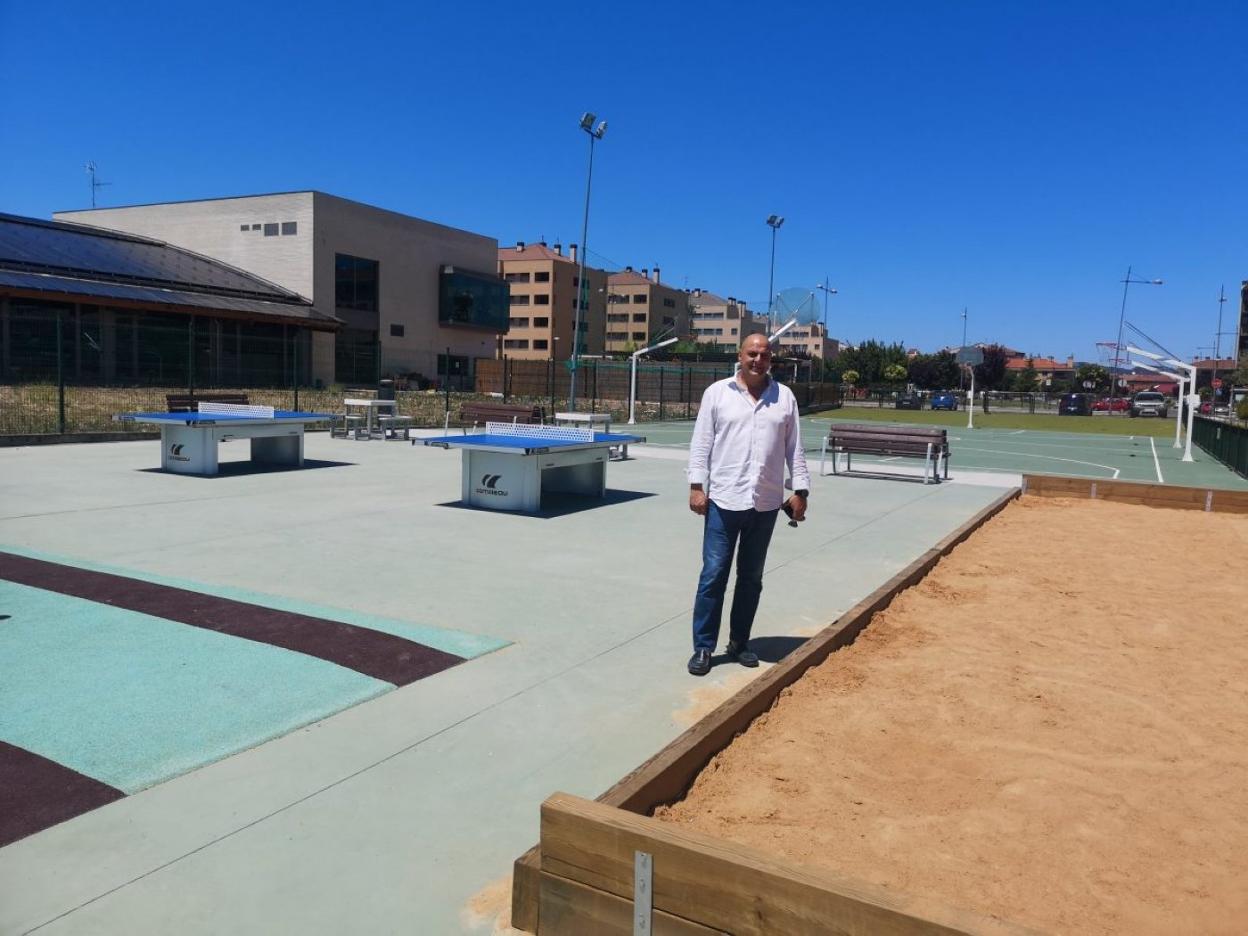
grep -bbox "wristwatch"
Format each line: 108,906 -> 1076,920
793,489 -> 809,498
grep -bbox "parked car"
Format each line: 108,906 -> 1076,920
1211,401 -> 1231,418
1058,393 -> 1092,416
1129,391 -> 1169,418
930,391 -> 959,411
1198,401 -> 1213,415
894,392 -> 924,410
1091,397 -> 1130,413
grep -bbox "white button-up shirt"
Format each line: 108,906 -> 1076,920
687,375 -> 811,512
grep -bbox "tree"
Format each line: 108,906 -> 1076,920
842,369 -> 860,386
1075,363 -> 1109,394
835,340 -> 907,385
1017,358 -> 1039,392
1229,352 -> 1248,387
883,363 -> 908,383
907,351 -> 959,390
972,344 -> 1010,390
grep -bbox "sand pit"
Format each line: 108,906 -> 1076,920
656,496 -> 1248,935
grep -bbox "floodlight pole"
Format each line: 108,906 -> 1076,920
569,113 -> 607,413
628,337 -> 679,424
766,215 -> 784,332
1112,267 -> 1163,411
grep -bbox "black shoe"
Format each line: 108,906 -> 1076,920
687,649 -> 712,676
726,641 -> 759,667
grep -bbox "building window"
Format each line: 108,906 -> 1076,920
534,294 -> 550,305
251,223 -> 261,230
608,314 -> 628,323
533,317 -> 549,327
503,339 -> 529,350
263,223 -> 279,236
335,254 -> 380,314
632,332 -> 646,341
389,323 -> 405,337
534,271 -> 550,282
662,316 -> 675,326
632,313 -> 646,323
633,294 -> 647,303
509,294 -> 530,306
504,272 -> 530,283
606,331 -> 627,341
281,221 -> 297,235
239,224 -> 249,232
509,317 -> 529,328
663,298 -> 675,308
533,339 -> 548,350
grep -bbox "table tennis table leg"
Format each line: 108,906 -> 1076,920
161,426 -> 217,475
251,432 -> 303,467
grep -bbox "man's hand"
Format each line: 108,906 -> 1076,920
785,493 -> 808,523
689,485 -> 709,516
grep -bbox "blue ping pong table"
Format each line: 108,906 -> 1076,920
115,403 -> 333,476
420,422 -> 645,512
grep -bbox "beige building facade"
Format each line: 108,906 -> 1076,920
688,289 -> 762,350
605,267 -> 691,352
496,242 -> 605,360
56,192 -> 507,387
775,322 -> 839,360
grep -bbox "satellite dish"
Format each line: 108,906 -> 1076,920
773,287 -> 820,325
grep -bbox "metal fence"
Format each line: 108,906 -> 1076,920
1192,415 -> 1248,479
1,360 -> 842,438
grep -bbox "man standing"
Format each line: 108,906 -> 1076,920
686,333 -> 810,676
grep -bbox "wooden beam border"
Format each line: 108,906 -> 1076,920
512,487 -> 1022,932
1021,473 -> 1248,513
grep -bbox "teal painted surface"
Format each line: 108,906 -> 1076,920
0,545 -> 509,660
0,582 -> 390,794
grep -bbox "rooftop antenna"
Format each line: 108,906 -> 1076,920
85,161 -> 111,208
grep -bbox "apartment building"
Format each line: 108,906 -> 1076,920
774,322 -> 839,360
687,289 -> 763,350
605,267 -> 691,352
496,241 -> 605,360
56,192 -> 507,387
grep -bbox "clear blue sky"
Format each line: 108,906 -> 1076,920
2,0 -> 1244,362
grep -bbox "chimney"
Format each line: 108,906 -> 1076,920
553,243 -> 562,256
569,243 -> 578,262
641,268 -> 649,280
539,240 -> 547,247
516,240 -> 525,252
652,266 -> 661,283
694,288 -> 702,297
625,265 -> 633,272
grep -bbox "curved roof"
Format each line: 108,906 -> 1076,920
0,213 -> 335,326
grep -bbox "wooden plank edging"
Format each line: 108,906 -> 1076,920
1021,473 -> 1248,513
511,487 -> 1021,933
540,793 -> 1041,936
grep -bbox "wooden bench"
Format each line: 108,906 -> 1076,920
821,424 -> 950,484
166,393 -> 249,413
446,402 -> 544,433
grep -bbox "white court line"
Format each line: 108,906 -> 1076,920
1008,429 -> 1026,435
1150,437 -> 1164,483
958,446 -> 1121,479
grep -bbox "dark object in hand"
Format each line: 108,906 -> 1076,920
782,500 -> 799,527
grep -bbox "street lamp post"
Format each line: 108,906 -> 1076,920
766,215 -> 784,332
815,280 -> 837,378
1112,266 -> 1163,407
569,112 -> 607,412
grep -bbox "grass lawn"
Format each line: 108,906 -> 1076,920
809,405 -> 1179,437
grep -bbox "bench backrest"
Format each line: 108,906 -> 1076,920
827,423 -> 946,441
166,393 -> 250,413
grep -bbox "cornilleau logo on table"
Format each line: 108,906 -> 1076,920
476,473 -> 507,496
169,443 -> 190,462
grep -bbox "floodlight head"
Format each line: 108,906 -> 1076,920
579,112 -> 596,130
1150,279 -> 1163,285
594,120 -> 607,138
766,214 -> 784,229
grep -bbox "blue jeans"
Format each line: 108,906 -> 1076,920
691,502 -> 779,651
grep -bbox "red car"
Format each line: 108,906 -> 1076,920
1091,397 -> 1130,412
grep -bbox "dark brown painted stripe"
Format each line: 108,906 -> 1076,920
0,552 -> 462,686
0,741 -> 126,848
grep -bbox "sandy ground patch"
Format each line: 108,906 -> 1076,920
656,496 -> 1248,935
